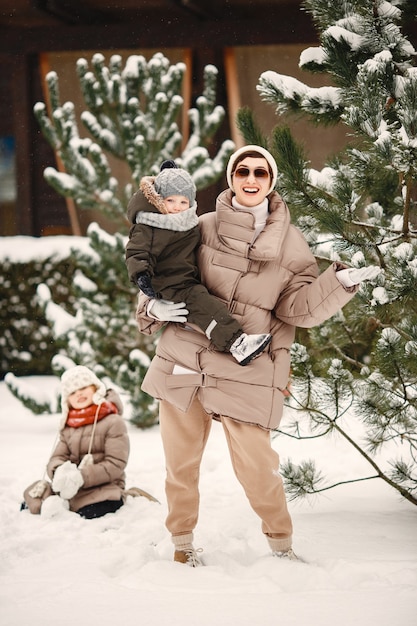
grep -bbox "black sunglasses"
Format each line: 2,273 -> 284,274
233,166 -> 270,179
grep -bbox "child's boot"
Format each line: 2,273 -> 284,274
229,333 -> 272,366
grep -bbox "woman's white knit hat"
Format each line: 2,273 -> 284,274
226,145 -> 278,195
60,365 -> 106,420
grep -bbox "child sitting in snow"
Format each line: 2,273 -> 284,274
125,160 -> 272,366
22,365 -> 130,519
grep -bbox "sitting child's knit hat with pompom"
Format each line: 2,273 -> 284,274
60,365 -> 106,421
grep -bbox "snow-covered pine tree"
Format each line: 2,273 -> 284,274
6,52 -> 234,428
238,0 -> 417,504
34,52 -> 234,222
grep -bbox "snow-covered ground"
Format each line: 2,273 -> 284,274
1,377 -> 416,626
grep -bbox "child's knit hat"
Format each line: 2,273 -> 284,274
154,160 -> 196,206
60,365 -> 106,421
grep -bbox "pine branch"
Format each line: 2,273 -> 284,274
328,341 -> 364,370
289,473 -> 381,501
235,107 -> 270,148
279,414 -> 417,505
332,418 -> 417,504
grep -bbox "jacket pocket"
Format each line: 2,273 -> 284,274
271,348 -> 291,390
156,323 -> 207,371
141,354 -> 200,414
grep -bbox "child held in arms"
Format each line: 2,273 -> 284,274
125,160 -> 272,366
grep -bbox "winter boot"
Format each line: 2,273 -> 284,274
174,547 -> 204,567
229,332 -> 272,366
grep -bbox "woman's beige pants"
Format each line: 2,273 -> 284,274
159,397 -> 293,552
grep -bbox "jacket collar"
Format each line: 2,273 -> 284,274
215,189 -> 291,261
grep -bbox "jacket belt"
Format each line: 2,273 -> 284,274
166,373 -> 217,389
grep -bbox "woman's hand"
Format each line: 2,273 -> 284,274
148,299 -> 189,323
336,265 -> 381,288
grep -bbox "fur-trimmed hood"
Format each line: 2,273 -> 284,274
127,176 -> 197,224
139,175 -> 197,215
127,176 -> 198,233
139,175 -> 170,214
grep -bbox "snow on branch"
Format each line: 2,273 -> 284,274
258,71 -> 342,120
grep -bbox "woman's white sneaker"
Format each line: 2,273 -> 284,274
272,548 -> 303,562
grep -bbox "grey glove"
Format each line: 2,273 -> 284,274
148,299 -> 189,323
136,272 -> 157,298
336,265 -> 381,288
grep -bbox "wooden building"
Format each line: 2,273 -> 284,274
0,1 -> 415,236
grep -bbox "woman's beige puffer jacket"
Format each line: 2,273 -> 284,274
46,390 -> 129,511
136,189 -> 357,430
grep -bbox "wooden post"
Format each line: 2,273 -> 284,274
181,48 -> 192,150
224,47 -> 244,149
39,52 -> 82,236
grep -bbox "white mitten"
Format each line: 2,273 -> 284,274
336,265 -> 381,288
78,454 -> 94,470
28,479 -> 49,499
52,461 -> 76,491
148,299 -> 189,323
40,495 -> 70,519
52,461 -> 84,499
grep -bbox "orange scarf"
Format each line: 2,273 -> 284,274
66,401 -> 118,428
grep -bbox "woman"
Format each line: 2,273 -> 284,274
134,145 -> 379,566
